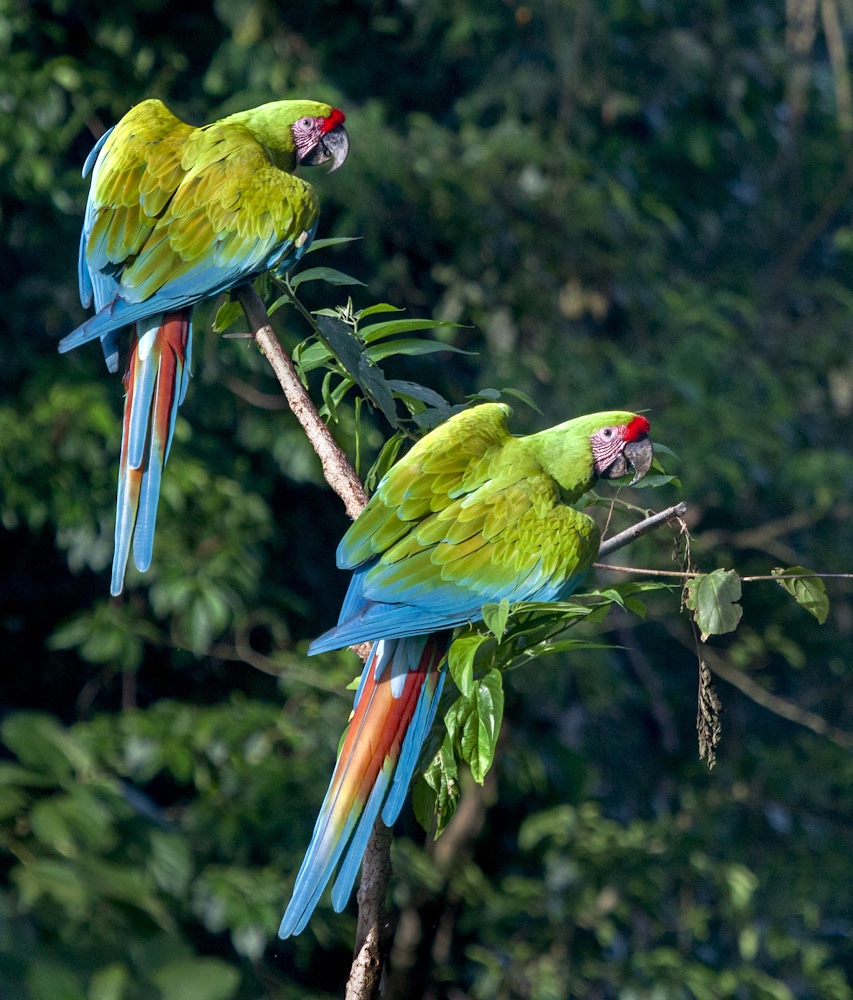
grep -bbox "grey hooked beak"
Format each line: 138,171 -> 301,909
623,435 -> 654,485
300,124 -> 349,172
600,434 -> 654,485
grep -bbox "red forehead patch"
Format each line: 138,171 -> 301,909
322,108 -> 346,133
624,415 -> 650,440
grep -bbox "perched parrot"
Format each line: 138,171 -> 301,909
279,402 -> 653,936
58,99 -> 349,595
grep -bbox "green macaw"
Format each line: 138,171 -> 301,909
279,402 -> 653,936
58,98 -> 349,595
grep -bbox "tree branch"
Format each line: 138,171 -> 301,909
597,502 -> 687,557
594,564 -> 853,583
348,823 -> 393,999
236,284 -> 368,520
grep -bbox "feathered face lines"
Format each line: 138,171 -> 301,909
591,418 -> 653,485
292,109 -> 349,171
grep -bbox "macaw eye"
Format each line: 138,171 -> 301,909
299,118 -> 313,128
602,427 -> 613,438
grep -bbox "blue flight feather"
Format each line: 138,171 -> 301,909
381,664 -> 446,827
330,765 -> 391,913
132,442 -> 163,573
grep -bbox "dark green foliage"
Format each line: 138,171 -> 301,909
3,0 -> 853,997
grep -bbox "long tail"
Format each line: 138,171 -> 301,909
111,310 -> 192,596
278,631 -> 452,938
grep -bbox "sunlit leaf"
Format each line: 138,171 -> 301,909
212,300 -> 243,333
292,340 -> 334,374
357,303 -> 405,319
447,633 -> 488,698
445,669 -> 504,785
363,339 -> 472,362
304,236 -> 360,253
89,964 -> 129,1000
685,569 -> 743,640
772,566 -> 829,624
482,598 -> 510,640
289,266 -> 365,289
412,734 -> 459,837
152,959 -> 240,1000
360,318 -> 459,343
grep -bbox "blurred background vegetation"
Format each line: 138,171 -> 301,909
2,0 -> 853,997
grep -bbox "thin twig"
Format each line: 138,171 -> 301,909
594,564 -> 853,583
597,503 -> 687,557
236,283 -> 368,520
224,374 -> 290,410
617,626 -> 680,753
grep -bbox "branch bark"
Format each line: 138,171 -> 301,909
597,502 -> 687,557
237,284 -> 691,1000
236,284 -> 368,519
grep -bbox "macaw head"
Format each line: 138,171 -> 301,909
229,101 -> 349,172
292,106 -> 349,171
588,414 -> 653,485
527,410 -> 653,501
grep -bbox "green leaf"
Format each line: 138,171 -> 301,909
266,292 -> 291,317
447,633 -> 488,698
0,762 -> 55,787
413,734 -> 460,837
292,340 -> 333,374
623,595 -> 648,618
152,959 -> 240,1000
360,318 -> 458,343
212,300 -> 244,333
482,598 -> 510,640
304,235 -> 360,253
413,404 -> 468,430
363,339 -> 472,363
384,379 -> 451,411
651,442 -> 680,462
289,266 -> 365,289
772,566 -> 829,624
685,569 -> 743,640
445,669 -> 504,784
364,431 -> 406,492
26,963 -> 86,1000
627,473 -> 681,490
89,964 -> 128,1000
317,376 -> 356,423
316,315 -> 397,426
535,638 -> 620,656
2,713 -> 93,783
356,302 -> 405,319
321,371 -> 338,422
499,387 -> 543,414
